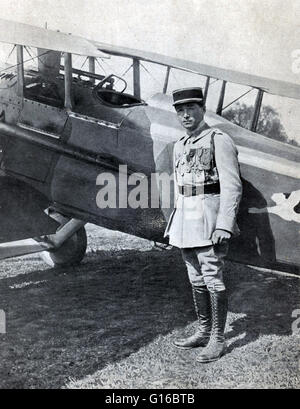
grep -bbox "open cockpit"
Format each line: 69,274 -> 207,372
21,49 -> 145,111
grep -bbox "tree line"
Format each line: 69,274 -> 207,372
223,102 -> 299,147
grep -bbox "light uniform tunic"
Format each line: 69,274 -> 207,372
164,124 -> 242,249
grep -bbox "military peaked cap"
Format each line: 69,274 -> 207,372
172,87 -> 204,106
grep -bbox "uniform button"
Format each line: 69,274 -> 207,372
181,160 -> 185,164
181,173 -> 184,176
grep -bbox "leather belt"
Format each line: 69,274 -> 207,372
178,183 -> 220,196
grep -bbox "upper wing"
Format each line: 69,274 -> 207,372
94,41 -> 300,100
0,18 -> 108,58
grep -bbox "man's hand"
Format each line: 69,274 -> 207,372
211,229 -> 231,245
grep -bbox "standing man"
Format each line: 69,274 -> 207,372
164,87 -> 242,363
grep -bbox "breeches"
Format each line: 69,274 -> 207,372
181,242 -> 229,292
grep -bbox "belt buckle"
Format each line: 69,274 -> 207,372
181,185 -> 204,196
185,186 -> 193,197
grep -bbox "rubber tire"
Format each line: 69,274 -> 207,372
39,212 -> 87,267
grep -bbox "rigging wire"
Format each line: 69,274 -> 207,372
140,62 -> 161,86
170,68 -> 182,87
99,57 -> 118,75
95,58 -> 107,75
72,54 -> 81,67
222,88 -> 254,111
98,56 -> 133,78
24,46 -> 32,57
80,56 -> 88,70
24,46 -> 35,61
0,50 -> 51,76
120,63 -> 133,78
113,63 -> 133,87
28,47 -> 51,69
5,45 -> 16,64
209,78 -> 219,87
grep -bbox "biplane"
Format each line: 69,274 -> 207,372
0,19 -> 299,270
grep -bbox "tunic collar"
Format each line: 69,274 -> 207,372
180,121 -> 210,145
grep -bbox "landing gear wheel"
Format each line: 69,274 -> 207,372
39,212 -> 87,267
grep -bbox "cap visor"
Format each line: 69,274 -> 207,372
173,98 -> 203,106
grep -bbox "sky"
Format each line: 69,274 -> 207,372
0,0 -> 299,140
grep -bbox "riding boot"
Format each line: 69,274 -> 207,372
197,290 -> 228,362
173,286 -> 211,349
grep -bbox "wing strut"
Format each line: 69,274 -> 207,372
216,80 -> 227,115
16,45 -> 24,98
203,76 -> 210,104
163,66 -> 171,94
133,58 -> 141,99
64,52 -> 73,110
89,56 -> 96,85
250,89 -> 264,132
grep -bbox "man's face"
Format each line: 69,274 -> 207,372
175,102 -> 205,132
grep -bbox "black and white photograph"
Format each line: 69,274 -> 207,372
0,0 -> 299,392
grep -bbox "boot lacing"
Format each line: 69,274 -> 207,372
207,292 -> 225,345
192,286 -> 211,336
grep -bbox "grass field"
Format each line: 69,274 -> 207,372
0,224 -> 299,389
